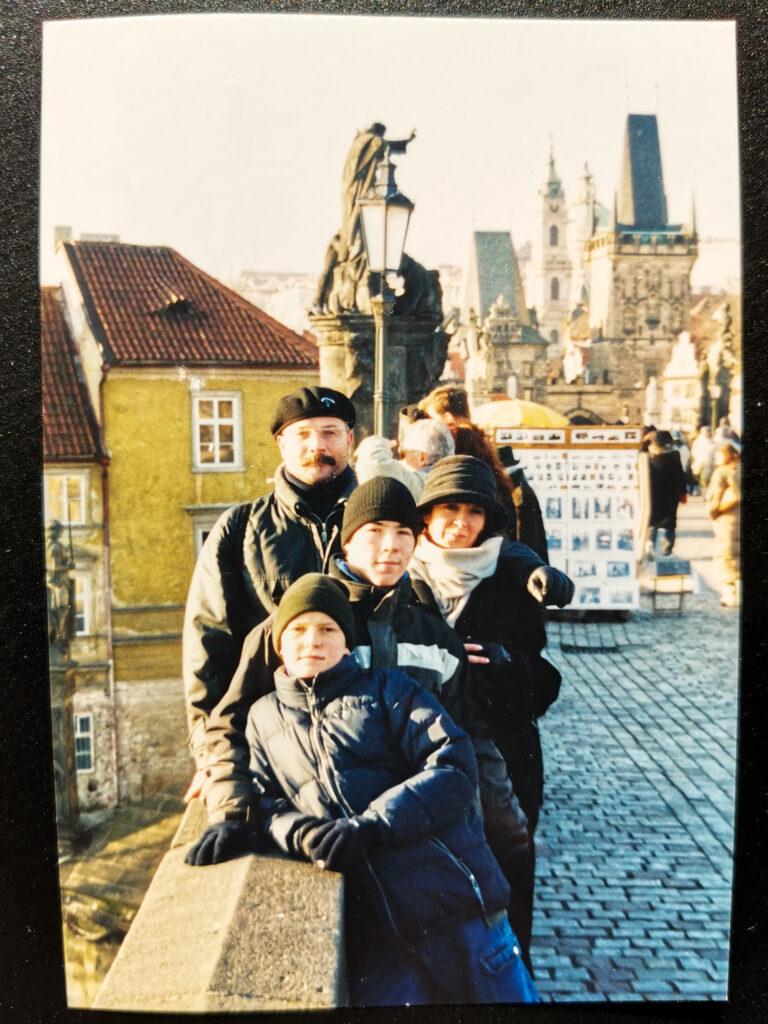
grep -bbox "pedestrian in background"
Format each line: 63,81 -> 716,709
645,430 -> 688,557
706,442 -> 741,607
352,434 -> 423,500
672,431 -> 694,494
690,426 -> 716,495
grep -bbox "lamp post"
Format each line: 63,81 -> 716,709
357,151 -> 414,437
709,382 -> 722,433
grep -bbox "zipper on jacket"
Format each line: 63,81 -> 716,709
302,679 -> 408,949
429,836 -> 488,918
303,682 -> 354,817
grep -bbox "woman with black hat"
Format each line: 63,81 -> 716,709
408,455 -> 574,969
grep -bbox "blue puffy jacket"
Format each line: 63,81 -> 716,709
245,654 -> 510,946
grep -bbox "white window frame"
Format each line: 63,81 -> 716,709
44,471 -> 88,525
74,713 -> 94,773
191,392 -> 244,472
73,573 -> 91,636
193,517 -> 221,557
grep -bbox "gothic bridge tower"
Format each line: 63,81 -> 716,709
586,114 -> 697,420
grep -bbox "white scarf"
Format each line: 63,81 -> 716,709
410,534 -> 503,626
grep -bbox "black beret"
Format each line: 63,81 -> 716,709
270,386 -> 356,436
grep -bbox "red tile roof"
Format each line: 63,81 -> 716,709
41,286 -> 105,462
62,241 -> 319,369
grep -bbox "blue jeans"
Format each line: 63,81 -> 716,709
649,525 -> 675,554
349,914 -> 540,1006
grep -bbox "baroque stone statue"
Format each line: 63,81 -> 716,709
311,123 -> 441,319
47,520 -> 73,650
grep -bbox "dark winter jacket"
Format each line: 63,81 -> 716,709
182,464 -> 356,764
201,560 -> 521,825
506,470 -> 550,565
410,541 -> 562,824
648,447 -> 687,529
246,654 -> 511,945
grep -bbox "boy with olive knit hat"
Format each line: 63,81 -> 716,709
240,572 -> 539,1006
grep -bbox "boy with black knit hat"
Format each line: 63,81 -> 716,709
239,572 -> 539,1006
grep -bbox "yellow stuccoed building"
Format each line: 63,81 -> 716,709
52,239 -> 320,806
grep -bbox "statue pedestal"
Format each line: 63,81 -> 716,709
309,312 -> 447,439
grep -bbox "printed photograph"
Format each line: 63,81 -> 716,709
39,11 -> 740,1011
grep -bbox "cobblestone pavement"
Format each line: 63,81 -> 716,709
532,495 -> 738,1002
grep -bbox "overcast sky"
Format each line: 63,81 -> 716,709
40,14 -> 739,287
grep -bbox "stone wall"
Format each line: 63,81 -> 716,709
94,802 -> 346,1012
115,678 -> 192,805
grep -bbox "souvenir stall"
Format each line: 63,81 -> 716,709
495,425 -> 643,611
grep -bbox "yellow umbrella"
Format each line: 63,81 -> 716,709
472,398 -> 570,429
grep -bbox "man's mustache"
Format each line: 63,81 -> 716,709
300,453 -> 338,468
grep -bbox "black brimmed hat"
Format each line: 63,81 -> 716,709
417,455 -> 506,534
341,477 -> 421,547
270,386 -> 356,436
273,573 -> 354,651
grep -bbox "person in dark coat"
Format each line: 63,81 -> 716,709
237,574 -> 539,1005
407,455 -> 574,968
181,386 -> 357,781
646,430 -> 688,556
497,446 -> 549,564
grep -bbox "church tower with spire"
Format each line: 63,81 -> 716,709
585,114 -> 697,414
529,150 -> 572,357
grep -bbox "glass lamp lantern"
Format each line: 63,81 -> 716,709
358,154 -> 414,275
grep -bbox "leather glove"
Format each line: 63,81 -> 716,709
526,565 -> 575,607
483,803 -> 530,854
304,816 -> 375,872
185,820 -> 265,866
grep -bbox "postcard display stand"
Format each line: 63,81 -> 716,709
496,425 -> 642,611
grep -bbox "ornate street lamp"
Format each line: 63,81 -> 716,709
709,381 -> 722,433
357,151 -> 414,436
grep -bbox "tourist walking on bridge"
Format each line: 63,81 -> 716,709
706,441 -> 741,607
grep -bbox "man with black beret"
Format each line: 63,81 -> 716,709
182,385 -> 358,784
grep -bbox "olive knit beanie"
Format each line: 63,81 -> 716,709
270,386 -> 356,436
341,476 -> 422,547
273,573 -> 355,651
417,455 -> 507,533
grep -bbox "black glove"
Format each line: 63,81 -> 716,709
185,820 -> 265,866
483,803 -> 529,854
304,816 -> 375,872
526,566 -> 575,607
472,644 -> 535,723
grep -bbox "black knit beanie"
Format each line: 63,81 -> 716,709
273,574 -> 355,651
417,455 -> 506,534
341,477 -> 421,548
270,386 -> 356,436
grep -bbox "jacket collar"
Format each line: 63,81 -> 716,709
327,553 -> 412,621
273,464 -> 357,521
273,653 -> 362,711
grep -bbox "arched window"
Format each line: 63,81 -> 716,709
550,329 -> 559,346
549,225 -> 558,247
550,277 -> 559,301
